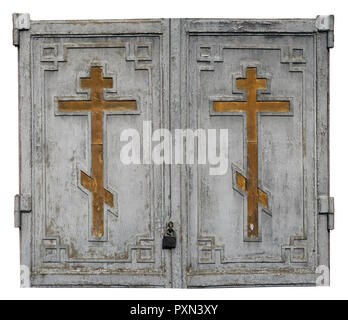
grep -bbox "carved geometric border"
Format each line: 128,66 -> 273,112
41,235 -> 156,264
40,41 -> 154,71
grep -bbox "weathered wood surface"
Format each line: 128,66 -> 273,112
14,15 -> 334,287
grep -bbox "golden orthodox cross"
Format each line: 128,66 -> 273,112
58,66 -> 137,239
213,67 -> 290,239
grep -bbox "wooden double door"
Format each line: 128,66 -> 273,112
14,16 -> 334,287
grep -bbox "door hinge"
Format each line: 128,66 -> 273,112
12,13 -> 30,46
14,194 -> 32,228
316,15 -> 335,48
318,196 -> 335,230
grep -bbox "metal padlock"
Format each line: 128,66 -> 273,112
162,222 -> 176,249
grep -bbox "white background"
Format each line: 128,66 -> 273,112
0,0 -> 346,300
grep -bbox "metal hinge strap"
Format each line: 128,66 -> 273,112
14,194 -> 32,228
12,13 -> 30,46
318,195 -> 335,230
315,15 -> 335,48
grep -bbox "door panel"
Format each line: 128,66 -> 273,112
26,21 -> 171,287
181,20 -> 330,287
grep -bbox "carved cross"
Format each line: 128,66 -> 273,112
58,66 -> 137,239
213,67 -> 290,239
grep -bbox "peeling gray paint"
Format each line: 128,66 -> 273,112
14,15 -> 334,287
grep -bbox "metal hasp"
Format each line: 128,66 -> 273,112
13,14 -> 334,288
162,222 -> 177,249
